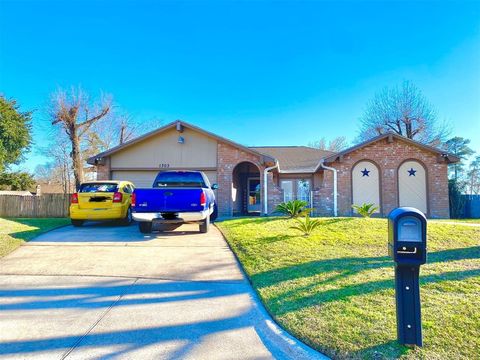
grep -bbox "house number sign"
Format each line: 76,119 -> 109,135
159,163 -> 170,168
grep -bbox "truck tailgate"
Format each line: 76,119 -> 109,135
134,188 -> 205,213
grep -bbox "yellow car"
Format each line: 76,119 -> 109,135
70,181 -> 135,227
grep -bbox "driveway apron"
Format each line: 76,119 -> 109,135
0,223 -> 325,360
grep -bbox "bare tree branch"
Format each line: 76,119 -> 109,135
48,87 -> 112,189
358,81 -> 449,145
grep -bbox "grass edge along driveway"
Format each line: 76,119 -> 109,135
0,217 -> 70,258
217,217 -> 480,360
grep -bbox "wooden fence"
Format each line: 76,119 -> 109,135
0,194 -> 71,218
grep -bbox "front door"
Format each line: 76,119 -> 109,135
247,178 -> 261,213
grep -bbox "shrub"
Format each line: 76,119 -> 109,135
275,200 -> 311,218
352,203 -> 379,218
290,215 -> 322,236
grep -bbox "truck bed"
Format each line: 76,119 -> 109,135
133,187 -> 205,214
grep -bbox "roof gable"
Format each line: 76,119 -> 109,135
322,132 -> 460,164
87,120 -> 274,165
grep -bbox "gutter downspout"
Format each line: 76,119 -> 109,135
263,161 -> 279,216
319,160 -> 338,217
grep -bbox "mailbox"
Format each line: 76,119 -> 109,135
388,207 -> 427,348
388,207 -> 427,265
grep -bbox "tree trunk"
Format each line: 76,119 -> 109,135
405,120 -> 413,139
70,127 -> 84,190
119,124 -> 125,145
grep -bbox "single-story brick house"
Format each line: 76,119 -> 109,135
88,120 -> 459,218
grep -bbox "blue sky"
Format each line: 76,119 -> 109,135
1,0 -> 479,172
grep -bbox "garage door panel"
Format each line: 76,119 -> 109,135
203,171 -> 217,186
111,171 -> 157,188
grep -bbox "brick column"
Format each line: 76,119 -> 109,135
216,142 -> 265,218
96,157 -> 111,180
429,162 -> 450,218
266,171 -> 283,214
317,170 -> 334,216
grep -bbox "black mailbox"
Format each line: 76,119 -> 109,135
388,207 -> 427,348
388,207 -> 427,265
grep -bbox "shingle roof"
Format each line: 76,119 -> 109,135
250,146 -> 335,173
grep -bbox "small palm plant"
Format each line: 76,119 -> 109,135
352,203 -> 379,218
290,215 -> 322,236
275,200 -> 312,218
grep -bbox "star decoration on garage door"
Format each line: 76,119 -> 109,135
361,168 -> 370,177
408,168 -> 417,176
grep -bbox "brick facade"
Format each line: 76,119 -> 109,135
216,141 -> 267,217
320,137 -> 450,218
91,122 -> 451,219
315,171 -> 335,216
267,172 -> 283,214
96,157 -> 111,181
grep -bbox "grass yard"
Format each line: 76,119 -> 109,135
434,219 -> 480,224
217,217 -> 480,359
0,217 -> 69,258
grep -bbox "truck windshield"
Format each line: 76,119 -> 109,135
79,183 -> 119,193
154,172 -> 206,188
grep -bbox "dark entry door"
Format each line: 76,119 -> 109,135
247,178 -> 261,213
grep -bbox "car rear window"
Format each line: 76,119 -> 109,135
79,183 -> 119,193
154,172 -> 206,188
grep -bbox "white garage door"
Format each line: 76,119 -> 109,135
398,161 -> 427,214
111,171 -> 157,188
111,170 -> 218,189
352,160 -> 381,213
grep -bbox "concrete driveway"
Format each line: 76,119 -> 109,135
0,222 -> 324,360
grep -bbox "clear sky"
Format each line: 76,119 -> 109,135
1,0 -> 479,172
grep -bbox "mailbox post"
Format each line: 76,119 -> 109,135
388,207 -> 427,347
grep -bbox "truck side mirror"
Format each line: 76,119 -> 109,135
211,183 -> 219,190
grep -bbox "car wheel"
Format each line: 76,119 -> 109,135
71,220 -> 84,227
199,216 -> 210,233
139,221 -> 152,234
210,203 -> 218,223
122,207 -> 133,226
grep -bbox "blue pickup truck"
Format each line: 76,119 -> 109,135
132,171 -> 218,234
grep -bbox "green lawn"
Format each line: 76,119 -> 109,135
433,219 -> 480,224
0,217 -> 70,258
217,217 -> 480,359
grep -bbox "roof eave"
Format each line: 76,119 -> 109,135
278,169 -> 316,174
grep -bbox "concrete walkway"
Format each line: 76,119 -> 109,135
0,222 -> 326,360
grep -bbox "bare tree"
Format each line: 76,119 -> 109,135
358,81 -> 450,145
88,111 -> 163,151
308,136 -> 348,152
37,130 -> 74,194
49,87 -> 111,189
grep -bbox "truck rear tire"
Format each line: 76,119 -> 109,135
139,222 -> 152,234
71,220 -> 84,227
199,216 -> 210,233
210,203 -> 218,223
